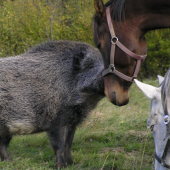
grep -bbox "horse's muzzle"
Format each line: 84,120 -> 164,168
105,90 -> 129,106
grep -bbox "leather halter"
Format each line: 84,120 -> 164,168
102,6 -> 147,82
155,107 -> 170,168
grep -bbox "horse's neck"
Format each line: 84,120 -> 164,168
126,0 -> 170,32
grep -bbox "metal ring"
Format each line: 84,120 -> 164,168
111,37 -> 118,44
109,64 -> 115,73
164,115 -> 170,125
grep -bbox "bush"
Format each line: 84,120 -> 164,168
0,0 -> 94,57
139,29 -> 170,79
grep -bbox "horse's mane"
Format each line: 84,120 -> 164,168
94,0 -> 126,22
93,0 -> 126,44
105,0 -> 126,21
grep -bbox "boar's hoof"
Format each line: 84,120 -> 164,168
64,154 -> 73,165
57,163 -> 67,170
56,159 -> 67,169
67,160 -> 74,166
1,156 -> 12,162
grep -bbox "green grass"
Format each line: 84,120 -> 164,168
0,79 -> 159,170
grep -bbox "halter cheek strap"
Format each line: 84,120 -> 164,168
102,6 -> 147,82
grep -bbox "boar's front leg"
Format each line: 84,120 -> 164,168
48,124 -> 76,169
0,135 -> 12,161
64,125 -> 76,166
48,124 -> 69,169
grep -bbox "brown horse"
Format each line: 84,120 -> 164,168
93,0 -> 170,106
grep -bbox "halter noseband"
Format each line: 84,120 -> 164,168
102,6 -> 147,82
155,109 -> 170,168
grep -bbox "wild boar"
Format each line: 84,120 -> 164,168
0,41 -> 104,168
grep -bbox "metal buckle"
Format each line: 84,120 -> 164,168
164,115 -> 170,125
111,37 -> 118,44
109,64 -> 115,73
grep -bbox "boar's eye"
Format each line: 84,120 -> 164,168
96,43 -> 101,49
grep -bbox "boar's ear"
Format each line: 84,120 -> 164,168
73,52 -> 85,71
94,0 -> 106,18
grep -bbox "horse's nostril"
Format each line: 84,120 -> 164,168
113,91 -> 117,104
150,125 -> 154,132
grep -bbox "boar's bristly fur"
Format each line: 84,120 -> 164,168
0,41 -> 104,168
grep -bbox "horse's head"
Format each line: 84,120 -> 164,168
135,77 -> 170,169
93,0 -> 147,106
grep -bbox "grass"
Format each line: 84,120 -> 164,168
0,79 -> 159,170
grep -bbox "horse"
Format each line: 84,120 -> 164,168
93,0 -> 170,106
134,76 -> 170,170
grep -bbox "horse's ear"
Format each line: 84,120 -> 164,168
134,79 -> 158,100
94,0 -> 106,18
157,75 -> 164,85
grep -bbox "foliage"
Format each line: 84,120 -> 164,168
0,0 -> 94,57
139,29 -> 170,79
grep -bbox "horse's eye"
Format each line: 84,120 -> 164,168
96,43 -> 101,49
